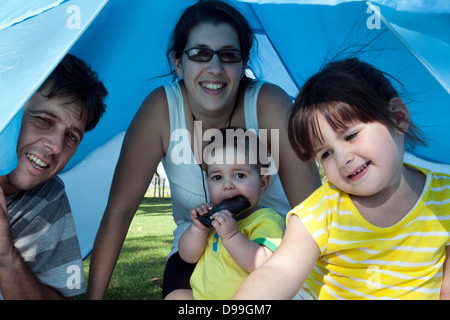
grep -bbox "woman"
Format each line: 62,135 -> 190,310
86,0 -> 321,299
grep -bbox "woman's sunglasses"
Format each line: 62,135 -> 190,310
182,47 -> 244,63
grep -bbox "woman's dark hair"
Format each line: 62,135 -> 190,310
166,0 -> 256,87
38,53 -> 108,132
288,58 -> 426,162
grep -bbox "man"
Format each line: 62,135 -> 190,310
0,54 -> 108,299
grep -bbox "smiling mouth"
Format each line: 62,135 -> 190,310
347,161 -> 371,179
26,153 -> 49,170
201,82 -> 225,90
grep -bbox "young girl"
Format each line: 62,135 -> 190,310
233,58 -> 450,300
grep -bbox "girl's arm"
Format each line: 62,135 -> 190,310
232,215 -> 319,299
257,83 -> 322,207
86,88 -> 169,299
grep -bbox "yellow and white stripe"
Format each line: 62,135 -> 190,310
288,165 -> 450,300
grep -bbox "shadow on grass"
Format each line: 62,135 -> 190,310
135,197 -> 173,216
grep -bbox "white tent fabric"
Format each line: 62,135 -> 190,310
1,0 -> 449,258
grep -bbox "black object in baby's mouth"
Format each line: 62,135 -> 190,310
199,196 -> 251,228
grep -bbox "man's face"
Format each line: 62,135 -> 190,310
6,91 -> 87,193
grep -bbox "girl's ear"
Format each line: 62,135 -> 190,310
388,97 -> 410,132
172,52 -> 183,78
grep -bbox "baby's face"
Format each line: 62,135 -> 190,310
205,146 -> 268,212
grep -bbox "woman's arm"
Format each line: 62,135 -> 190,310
86,87 -> 170,299
232,215 -> 319,299
257,83 -> 321,207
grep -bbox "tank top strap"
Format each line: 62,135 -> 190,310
164,81 -> 186,135
244,81 -> 265,131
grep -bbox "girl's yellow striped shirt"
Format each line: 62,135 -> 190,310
288,165 -> 450,300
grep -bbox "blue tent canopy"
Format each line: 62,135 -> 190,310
1,0 -> 449,258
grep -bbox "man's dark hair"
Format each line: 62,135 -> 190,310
38,53 -> 108,132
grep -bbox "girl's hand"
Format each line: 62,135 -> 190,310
189,203 -> 213,231
211,210 -> 238,240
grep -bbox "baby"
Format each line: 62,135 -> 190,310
165,127 -> 285,300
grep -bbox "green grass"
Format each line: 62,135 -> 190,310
77,196 -> 175,300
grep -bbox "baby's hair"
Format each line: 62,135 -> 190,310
205,127 -> 270,174
288,58 -> 426,162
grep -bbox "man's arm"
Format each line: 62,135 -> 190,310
0,248 -> 64,299
0,188 -> 64,300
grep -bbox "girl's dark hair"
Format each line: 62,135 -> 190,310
38,53 -> 108,132
288,58 -> 426,162
166,0 -> 255,87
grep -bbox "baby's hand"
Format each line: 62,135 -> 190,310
189,203 -> 213,231
211,210 -> 238,240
